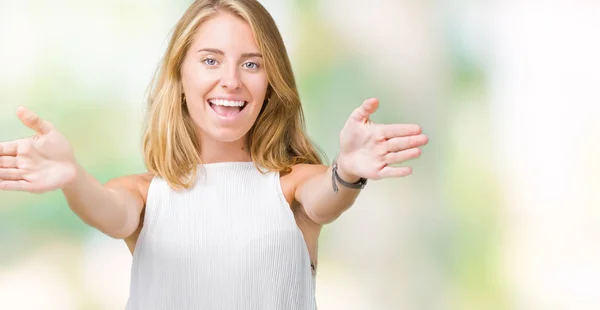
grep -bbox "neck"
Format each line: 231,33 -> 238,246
197,134 -> 251,164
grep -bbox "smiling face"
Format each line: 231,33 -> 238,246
180,10 -> 269,145
143,1 -> 323,188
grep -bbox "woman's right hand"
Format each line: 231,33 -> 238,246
0,106 -> 78,193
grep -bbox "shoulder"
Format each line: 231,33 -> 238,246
279,164 -> 328,202
284,163 -> 328,182
105,172 -> 155,203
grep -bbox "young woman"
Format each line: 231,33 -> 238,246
0,0 -> 428,309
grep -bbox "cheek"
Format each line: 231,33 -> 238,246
245,75 -> 269,102
181,65 -> 213,102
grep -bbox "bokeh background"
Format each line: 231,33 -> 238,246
1,0 -> 599,309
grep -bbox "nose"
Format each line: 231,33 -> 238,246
220,66 -> 241,90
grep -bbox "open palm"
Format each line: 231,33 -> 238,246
338,98 -> 429,180
0,107 -> 78,193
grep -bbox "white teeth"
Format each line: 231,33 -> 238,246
209,99 -> 245,107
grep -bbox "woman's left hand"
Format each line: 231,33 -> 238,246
337,98 -> 429,181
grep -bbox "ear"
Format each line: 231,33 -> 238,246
264,85 -> 273,104
177,81 -> 186,105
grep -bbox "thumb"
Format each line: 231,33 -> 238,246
16,106 -> 53,135
350,98 -> 379,122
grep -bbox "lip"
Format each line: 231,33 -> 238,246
207,96 -> 248,102
207,98 -> 250,121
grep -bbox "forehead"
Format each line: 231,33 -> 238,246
191,11 -> 260,52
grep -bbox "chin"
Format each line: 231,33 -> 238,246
190,108 -> 258,144
206,127 -> 250,143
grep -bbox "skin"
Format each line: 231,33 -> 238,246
180,11 -> 269,163
0,11 -> 429,275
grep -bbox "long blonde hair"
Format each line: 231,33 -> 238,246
142,0 -> 323,190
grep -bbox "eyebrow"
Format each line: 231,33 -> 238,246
197,48 -> 262,58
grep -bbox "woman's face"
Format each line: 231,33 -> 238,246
180,11 -> 269,144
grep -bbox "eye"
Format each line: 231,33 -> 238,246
243,61 -> 260,70
202,57 -> 218,66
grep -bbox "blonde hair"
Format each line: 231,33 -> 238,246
142,0 -> 323,190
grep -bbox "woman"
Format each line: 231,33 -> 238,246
0,0 -> 428,309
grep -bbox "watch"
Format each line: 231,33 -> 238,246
331,157 -> 368,193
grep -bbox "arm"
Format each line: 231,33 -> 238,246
0,106 -> 147,239
62,168 -> 150,239
294,164 -> 361,225
296,98 -> 428,225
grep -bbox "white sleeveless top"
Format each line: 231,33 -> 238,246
125,162 -> 317,310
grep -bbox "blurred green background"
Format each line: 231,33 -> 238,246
1,1 -> 599,309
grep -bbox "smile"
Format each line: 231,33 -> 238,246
207,99 -> 249,119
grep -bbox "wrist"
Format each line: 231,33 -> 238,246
331,152 -> 368,194
335,155 -> 361,183
336,167 -> 361,183
61,162 -> 84,191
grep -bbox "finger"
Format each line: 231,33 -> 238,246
386,134 -> 429,152
385,147 -> 422,165
0,168 -> 23,180
16,106 -> 53,135
0,156 -> 17,168
380,124 -> 422,139
378,166 -> 412,178
0,141 -> 18,156
350,98 -> 379,122
0,180 -> 39,192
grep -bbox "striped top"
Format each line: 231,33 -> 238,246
125,162 -> 317,310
